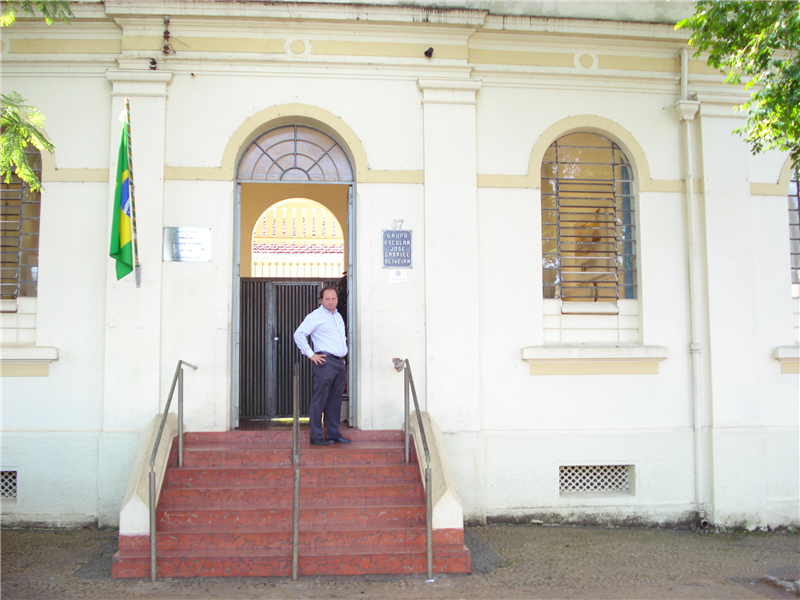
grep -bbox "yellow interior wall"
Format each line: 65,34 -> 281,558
240,183 -> 349,277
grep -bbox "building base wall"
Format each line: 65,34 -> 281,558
1,431 -> 141,528
443,428 -> 800,530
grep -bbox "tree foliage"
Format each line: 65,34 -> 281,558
0,1 -> 73,26
1,92 -> 55,191
677,1 -> 800,169
0,1 -> 72,189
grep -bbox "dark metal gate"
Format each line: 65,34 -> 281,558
239,278 -> 339,419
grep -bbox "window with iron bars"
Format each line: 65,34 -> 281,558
1,147 -> 41,300
789,171 -> 799,290
541,133 -> 637,302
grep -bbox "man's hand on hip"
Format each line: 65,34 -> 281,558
310,353 -> 327,365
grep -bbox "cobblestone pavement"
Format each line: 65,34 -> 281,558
2,525 -> 798,600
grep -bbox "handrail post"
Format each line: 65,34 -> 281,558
178,363 -> 184,468
292,363 -> 300,581
149,468 -> 157,582
393,358 -> 434,580
404,363 -> 410,464
425,465 -> 433,580
147,359 -> 197,583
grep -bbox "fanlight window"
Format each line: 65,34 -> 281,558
541,133 -> 637,302
238,125 -> 353,182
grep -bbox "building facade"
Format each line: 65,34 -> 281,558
1,0 -> 798,530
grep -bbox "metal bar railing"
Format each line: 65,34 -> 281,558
392,358 -> 433,580
292,363 -> 300,581
148,359 -> 197,582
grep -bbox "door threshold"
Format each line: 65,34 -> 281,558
238,418 -> 310,430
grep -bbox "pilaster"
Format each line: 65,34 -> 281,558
102,69 -> 172,432
419,78 -> 482,432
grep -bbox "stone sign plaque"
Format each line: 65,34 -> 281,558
163,227 -> 211,262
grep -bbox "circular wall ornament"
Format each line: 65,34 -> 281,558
575,52 -> 598,69
286,38 -> 310,57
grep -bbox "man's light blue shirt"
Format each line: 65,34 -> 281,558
293,305 -> 348,358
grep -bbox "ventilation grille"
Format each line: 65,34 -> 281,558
560,465 -> 631,493
1,471 -> 17,499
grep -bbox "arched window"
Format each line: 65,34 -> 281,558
1,147 -> 41,299
541,133 -> 636,302
237,125 -> 353,182
790,170 -> 799,293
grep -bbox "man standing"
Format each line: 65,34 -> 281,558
293,286 -> 351,446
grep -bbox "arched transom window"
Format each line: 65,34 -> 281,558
238,125 -> 353,182
541,133 -> 637,302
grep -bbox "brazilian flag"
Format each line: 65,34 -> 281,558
109,123 -> 133,280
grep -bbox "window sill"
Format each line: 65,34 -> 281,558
1,300 -> 18,313
521,344 -> 669,375
559,301 -> 619,315
774,346 -> 800,374
0,344 -> 59,377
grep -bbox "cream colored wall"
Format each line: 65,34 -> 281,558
1,1 -> 797,529
354,182 -> 427,430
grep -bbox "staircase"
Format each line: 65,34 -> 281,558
112,429 -> 470,578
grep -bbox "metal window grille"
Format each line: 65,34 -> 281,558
542,133 -> 637,302
560,464 -> 631,493
237,125 -> 353,182
789,172 -> 799,285
1,471 -> 18,499
1,147 -> 41,300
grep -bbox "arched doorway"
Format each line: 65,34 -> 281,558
233,124 -> 355,427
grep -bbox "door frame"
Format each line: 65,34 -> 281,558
231,182 -> 356,429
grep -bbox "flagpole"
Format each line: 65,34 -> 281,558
125,97 -> 141,288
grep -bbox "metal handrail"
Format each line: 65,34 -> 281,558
291,363 -> 300,581
392,358 -> 433,580
148,359 -> 197,582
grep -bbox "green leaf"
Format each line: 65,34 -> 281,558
1,92 -> 55,191
0,1 -> 74,27
677,1 -> 800,169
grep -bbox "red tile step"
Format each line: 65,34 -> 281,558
157,503 -> 426,528
184,429 -> 403,444
179,445 -> 407,467
167,464 -> 421,487
120,524 -> 464,552
160,483 -> 422,507
112,428 -> 470,578
112,543 -> 470,578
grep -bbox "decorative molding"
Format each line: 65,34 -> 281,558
0,345 -> 59,377
106,69 -> 174,96
750,157 -> 795,196
104,1 -> 489,26
9,38 -> 122,54
774,346 -> 800,374
41,166 -> 108,183
522,344 -> 669,375
673,100 -> 700,123
696,93 -> 749,120
418,78 -> 482,104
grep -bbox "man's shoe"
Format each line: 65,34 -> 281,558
310,438 -> 332,446
328,437 -> 352,444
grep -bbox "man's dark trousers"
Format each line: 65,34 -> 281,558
309,357 -> 347,441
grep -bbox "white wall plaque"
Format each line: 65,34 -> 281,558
389,269 -> 407,284
163,227 -> 211,262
